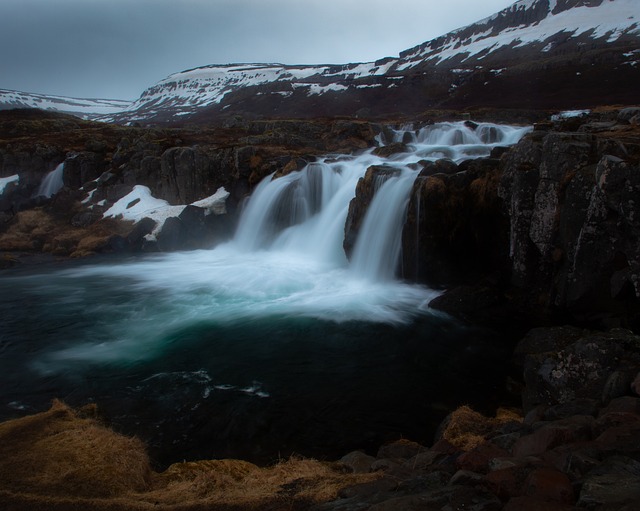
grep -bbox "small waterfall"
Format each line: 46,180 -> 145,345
233,121 -> 531,281
350,169 -> 418,281
35,163 -> 65,198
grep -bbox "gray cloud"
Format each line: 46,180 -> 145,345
0,0 -> 515,100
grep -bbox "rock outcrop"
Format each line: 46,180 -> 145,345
401,155 -> 508,287
427,109 -> 640,329
0,110 -> 378,261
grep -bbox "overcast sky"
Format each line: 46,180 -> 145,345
0,0 -> 516,101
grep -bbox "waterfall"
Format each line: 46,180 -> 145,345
233,121 -> 531,281
350,169 -> 418,280
35,162 -> 65,198
18,120 -> 532,373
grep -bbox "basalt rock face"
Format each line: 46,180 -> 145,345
401,157 -> 509,288
498,116 -> 640,327
0,110 -> 379,260
421,111 -> 640,329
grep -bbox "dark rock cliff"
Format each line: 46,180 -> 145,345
0,110 -> 379,259
426,109 -> 640,329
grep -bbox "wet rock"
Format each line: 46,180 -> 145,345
155,216 -> 190,252
401,154 -> 507,287
126,217 -> 157,251
519,328 -> 640,412
372,142 -> 408,158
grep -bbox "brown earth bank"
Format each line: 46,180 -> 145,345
1,325 -> 639,511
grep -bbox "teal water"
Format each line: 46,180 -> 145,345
0,256 -> 512,466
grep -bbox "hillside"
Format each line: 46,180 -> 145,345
101,0 -> 640,124
1,0 -> 637,125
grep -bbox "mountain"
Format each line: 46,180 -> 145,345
102,0 -> 639,124
3,0 -> 639,124
0,89 -> 131,119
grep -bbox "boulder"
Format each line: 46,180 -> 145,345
518,328 -> 640,412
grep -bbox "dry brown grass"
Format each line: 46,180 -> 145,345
0,210 -> 55,251
0,400 -> 152,499
0,208 -> 137,257
0,401 -> 378,511
441,405 -> 522,451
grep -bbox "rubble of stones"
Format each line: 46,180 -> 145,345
316,326 -> 640,511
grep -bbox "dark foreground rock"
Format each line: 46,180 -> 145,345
1,326 -> 638,510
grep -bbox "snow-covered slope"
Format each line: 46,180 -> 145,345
397,0 -> 639,68
11,0 -> 636,124
0,89 -> 131,118
106,61 -> 397,122
104,0 -> 638,123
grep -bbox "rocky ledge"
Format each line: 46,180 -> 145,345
0,109 -> 380,263
409,107 -> 640,331
1,325 -> 638,510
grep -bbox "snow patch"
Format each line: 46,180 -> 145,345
406,0 -> 640,66
0,174 -> 19,195
551,109 -> 590,121
103,185 -> 229,238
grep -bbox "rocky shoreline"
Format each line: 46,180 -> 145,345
0,325 -> 638,510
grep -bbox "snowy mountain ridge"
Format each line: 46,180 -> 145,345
0,89 -> 131,118
105,0 -> 639,123
397,0 -> 639,68
2,0 -> 638,123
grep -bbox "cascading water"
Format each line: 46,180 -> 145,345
235,121 -> 530,278
350,169 -> 417,280
0,121 -> 531,466
35,162 -> 65,198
